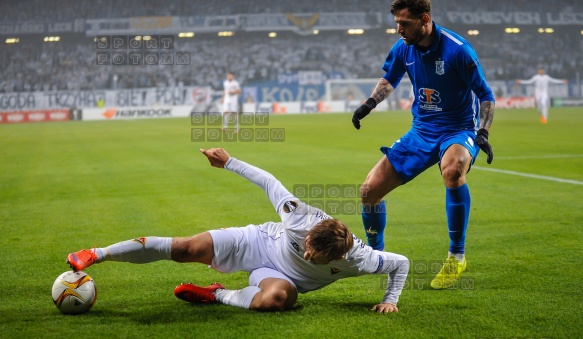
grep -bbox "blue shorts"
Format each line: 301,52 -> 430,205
380,128 -> 480,184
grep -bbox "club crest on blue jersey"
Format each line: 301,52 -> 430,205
435,60 -> 445,75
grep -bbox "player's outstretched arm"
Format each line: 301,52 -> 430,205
200,148 -> 230,168
518,76 -> 536,85
548,76 -> 568,84
200,148 -> 294,212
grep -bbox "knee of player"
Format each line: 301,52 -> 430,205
254,289 -> 296,312
360,183 -> 379,203
359,183 -> 369,198
170,238 -> 188,261
171,237 -> 204,262
441,163 -> 465,183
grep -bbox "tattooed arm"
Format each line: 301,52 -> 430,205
479,100 -> 495,131
475,100 -> 495,164
352,78 -> 395,130
371,78 -> 395,105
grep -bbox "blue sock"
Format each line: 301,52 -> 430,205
362,200 -> 386,250
446,184 -> 471,254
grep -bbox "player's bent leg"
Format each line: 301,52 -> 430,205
540,97 -> 549,123
360,156 -> 402,250
440,144 -> 471,189
67,236 -> 173,271
250,278 -> 298,311
440,145 -> 472,249
171,232 -> 214,265
361,156 -> 402,204
222,111 -> 230,130
176,278 -> 296,311
437,144 -> 473,288
174,282 -> 225,304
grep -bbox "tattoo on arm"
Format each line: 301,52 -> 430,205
371,78 -> 394,104
479,101 -> 495,131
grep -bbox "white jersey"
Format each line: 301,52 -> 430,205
223,79 -> 240,104
224,157 -> 409,305
520,74 -> 564,99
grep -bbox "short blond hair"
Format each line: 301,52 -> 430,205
306,219 -> 354,260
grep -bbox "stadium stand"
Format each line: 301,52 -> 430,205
0,0 -> 581,93
2,0 -> 582,21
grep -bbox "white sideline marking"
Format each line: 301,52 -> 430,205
473,166 -> 583,186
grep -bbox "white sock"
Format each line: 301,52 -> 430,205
542,106 -> 549,120
214,286 -> 261,309
97,237 -> 172,263
449,252 -> 465,262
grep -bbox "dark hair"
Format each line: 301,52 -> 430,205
390,0 -> 431,18
306,219 -> 354,260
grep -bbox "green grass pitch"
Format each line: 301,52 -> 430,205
0,108 -> 582,338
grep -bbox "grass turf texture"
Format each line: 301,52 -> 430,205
0,108 -> 581,338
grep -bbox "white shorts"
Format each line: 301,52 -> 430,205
209,224 -> 296,289
535,94 -> 549,108
223,100 -> 238,113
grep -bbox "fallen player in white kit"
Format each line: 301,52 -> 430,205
67,148 -> 410,313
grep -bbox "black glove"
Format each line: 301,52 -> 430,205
352,98 -> 377,130
475,128 -> 493,164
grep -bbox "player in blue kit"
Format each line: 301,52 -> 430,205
351,0 -> 495,289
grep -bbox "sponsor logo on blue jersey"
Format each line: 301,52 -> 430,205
418,88 -> 443,111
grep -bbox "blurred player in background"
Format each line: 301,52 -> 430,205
67,148 -> 410,313
222,71 -> 241,132
516,68 -> 568,124
351,0 -> 495,289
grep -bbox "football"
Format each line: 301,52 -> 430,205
51,270 -> 97,315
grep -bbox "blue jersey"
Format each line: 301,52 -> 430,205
382,22 -> 494,135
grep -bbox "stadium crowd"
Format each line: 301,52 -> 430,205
1,0 -> 581,92
0,30 -> 398,92
2,0 -> 582,22
0,0 -> 385,22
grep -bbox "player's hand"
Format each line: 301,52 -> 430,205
352,98 -> 377,130
200,148 -> 230,168
370,303 -> 399,314
475,128 -> 493,164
